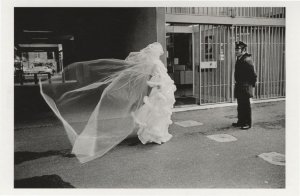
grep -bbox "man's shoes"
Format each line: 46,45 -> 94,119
232,122 -> 242,127
240,125 -> 251,130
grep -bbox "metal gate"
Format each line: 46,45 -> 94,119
194,24 -> 285,105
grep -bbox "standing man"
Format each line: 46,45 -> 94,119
232,41 -> 257,130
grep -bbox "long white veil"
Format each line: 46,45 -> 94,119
40,42 -> 172,163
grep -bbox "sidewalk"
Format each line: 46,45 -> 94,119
14,100 -> 285,188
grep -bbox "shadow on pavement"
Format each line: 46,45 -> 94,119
15,150 -> 75,165
14,174 -> 75,188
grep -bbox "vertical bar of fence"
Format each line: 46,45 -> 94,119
274,27 -> 277,96
209,24 -> 212,103
273,26 -> 277,96
276,27 -> 280,97
231,26 -> 235,102
203,25 -> 206,103
274,27 -> 278,97
219,26 -> 225,102
282,28 -> 286,96
278,27 -> 282,96
274,26 -> 278,97
218,25 -> 221,102
224,26 -> 228,102
218,26 -> 222,102
226,26 -> 230,102
273,26 -> 277,97
264,26 -> 268,98
216,25 -> 219,102
220,26 -> 223,102
280,27 -> 282,97
275,26 -> 278,97
259,26 -> 263,98
214,25 -> 217,103
270,26 -> 273,97
204,25 -> 209,103
268,26 -> 271,98
262,26 -> 266,98
272,26 -> 275,97
256,26 -> 259,98
251,26 -> 254,97
210,25 -> 213,103
255,26 -> 259,98
199,25 -> 202,104
283,27 -> 285,97
265,26 -> 270,98
261,26 -> 265,98
211,25 -> 214,103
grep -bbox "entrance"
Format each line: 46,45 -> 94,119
166,25 -> 196,106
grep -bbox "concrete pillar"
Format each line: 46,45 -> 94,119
156,8 -> 167,66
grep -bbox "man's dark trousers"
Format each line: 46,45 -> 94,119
237,95 -> 251,126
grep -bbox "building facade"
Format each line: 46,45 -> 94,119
162,7 -> 285,106
14,7 -> 286,117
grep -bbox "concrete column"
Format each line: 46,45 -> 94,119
156,7 -> 167,66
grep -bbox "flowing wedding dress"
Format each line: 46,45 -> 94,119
40,42 -> 176,163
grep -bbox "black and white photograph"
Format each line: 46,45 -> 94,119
1,0 -> 299,195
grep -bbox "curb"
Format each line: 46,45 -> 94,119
172,98 -> 285,113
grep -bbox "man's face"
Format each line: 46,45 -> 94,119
235,47 -> 243,57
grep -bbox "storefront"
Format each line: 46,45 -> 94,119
165,7 -> 285,106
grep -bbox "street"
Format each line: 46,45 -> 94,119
14,101 -> 285,188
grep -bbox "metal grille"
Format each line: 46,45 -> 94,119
234,26 -> 286,99
195,24 -> 285,105
166,7 -> 286,18
197,25 -> 233,104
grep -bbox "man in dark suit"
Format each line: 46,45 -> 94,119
232,41 -> 257,130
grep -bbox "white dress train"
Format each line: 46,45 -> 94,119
40,42 -> 176,163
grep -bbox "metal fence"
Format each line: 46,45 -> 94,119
193,24 -> 285,104
166,7 -> 286,18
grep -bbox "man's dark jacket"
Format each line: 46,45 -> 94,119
234,53 -> 257,98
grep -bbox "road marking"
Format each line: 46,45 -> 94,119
206,134 -> 237,142
258,152 -> 285,166
174,120 -> 203,127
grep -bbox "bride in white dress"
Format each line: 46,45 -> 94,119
40,42 -> 176,163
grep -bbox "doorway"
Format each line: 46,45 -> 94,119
166,25 -> 196,106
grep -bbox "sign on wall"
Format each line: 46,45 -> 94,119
200,61 -> 217,69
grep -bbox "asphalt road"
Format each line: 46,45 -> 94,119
14,101 -> 285,188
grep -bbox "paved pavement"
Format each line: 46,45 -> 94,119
14,100 -> 285,188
